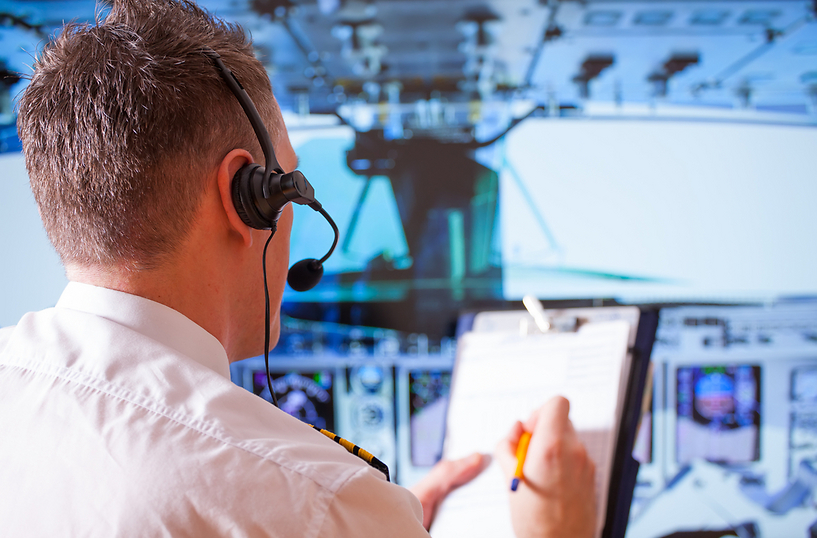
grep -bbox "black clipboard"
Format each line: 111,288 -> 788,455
602,308 -> 657,538
442,304 -> 657,538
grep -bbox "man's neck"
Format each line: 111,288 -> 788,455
66,259 -> 235,358
62,176 -> 288,364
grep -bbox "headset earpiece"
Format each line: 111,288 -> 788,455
232,163 -> 273,231
231,163 -> 320,231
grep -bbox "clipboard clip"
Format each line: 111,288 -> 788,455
522,295 -> 584,334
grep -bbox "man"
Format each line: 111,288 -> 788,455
0,0 -> 596,536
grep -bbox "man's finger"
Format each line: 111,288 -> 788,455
526,397 -> 576,460
429,453 -> 490,495
525,395 -> 570,435
444,452 -> 490,490
410,452 -> 487,500
495,420 -> 525,479
408,452 -> 489,529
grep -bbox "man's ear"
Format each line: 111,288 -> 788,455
217,148 -> 255,247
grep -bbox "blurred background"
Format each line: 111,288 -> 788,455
1,1 -> 816,536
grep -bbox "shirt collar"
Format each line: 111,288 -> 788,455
56,282 -> 231,380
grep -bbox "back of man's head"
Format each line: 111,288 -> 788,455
18,0 -> 280,271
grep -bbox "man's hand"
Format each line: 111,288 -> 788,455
408,452 -> 488,530
495,396 -> 597,538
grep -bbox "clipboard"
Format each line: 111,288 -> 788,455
430,301 -> 658,538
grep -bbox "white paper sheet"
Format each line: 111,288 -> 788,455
430,320 -> 631,538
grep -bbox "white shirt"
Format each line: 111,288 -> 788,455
0,282 -> 426,537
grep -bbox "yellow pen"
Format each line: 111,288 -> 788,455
510,431 -> 532,492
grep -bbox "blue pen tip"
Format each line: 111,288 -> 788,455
510,478 -> 519,491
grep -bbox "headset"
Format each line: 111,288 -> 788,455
203,48 -> 338,405
203,48 -> 339,293
202,49 -> 392,482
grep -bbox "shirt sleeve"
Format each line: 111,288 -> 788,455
318,467 -> 430,537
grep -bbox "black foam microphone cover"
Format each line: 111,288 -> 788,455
287,258 -> 324,292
